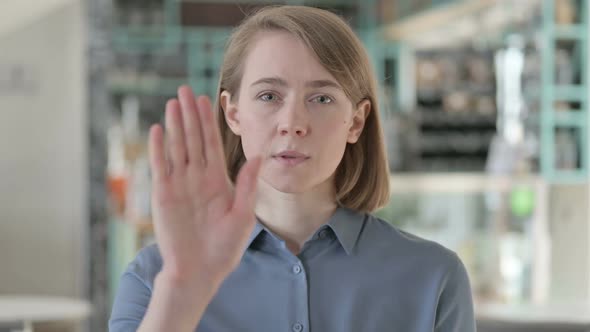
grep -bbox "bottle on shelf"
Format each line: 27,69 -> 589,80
106,124 -> 127,217
106,95 -> 152,227
120,95 -> 151,226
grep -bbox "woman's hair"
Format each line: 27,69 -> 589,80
215,5 -> 390,212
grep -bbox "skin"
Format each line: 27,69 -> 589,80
138,30 -> 370,331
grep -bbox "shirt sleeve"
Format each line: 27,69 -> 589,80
434,254 -> 477,332
108,269 -> 152,332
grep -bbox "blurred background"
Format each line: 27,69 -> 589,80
0,0 -> 589,331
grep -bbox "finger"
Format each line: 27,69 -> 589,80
149,124 -> 168,183
178,85 -> 204,166
164,99 -> 187,172
196,95 -> 226,168
231,156 -> 263,218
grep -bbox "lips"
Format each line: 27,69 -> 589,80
274,150 -> 309,159
272,150 -> 310,166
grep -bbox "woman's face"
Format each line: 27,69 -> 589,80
222,30 -> 369,194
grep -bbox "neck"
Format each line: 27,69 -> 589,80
255,178 -> 338,255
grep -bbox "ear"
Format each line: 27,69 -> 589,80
347,99 -> 371,144
220,90 -> 241,136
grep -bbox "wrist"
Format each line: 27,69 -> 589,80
138,271 -> 222,332
155,269 -> 222,300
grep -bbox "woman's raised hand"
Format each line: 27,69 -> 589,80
148,85 -> 261,287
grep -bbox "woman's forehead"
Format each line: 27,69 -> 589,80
241,31 -> 336,85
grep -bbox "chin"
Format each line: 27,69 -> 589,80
270,180 -> 310,194
261,175 -> 311,194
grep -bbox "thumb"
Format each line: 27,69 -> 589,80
231,156 -> 263,220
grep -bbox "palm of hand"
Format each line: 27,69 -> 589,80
148,86 -> 261,284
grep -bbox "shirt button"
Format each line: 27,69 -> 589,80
292,264 -> 302,274
292,323 -> 303,332
319,229 -> 329,239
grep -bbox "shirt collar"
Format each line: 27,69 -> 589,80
325,206 -> 366,255
245,206 -> 366,255
246,219 -> 265,249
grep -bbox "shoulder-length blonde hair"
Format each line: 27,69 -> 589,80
215,5 -> 390,212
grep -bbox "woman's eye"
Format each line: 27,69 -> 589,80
312,95 -> 333,104
259,93 -> 279,102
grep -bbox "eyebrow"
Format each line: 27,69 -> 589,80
250,76 -> 341,90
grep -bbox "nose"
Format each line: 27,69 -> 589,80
279,124 -> 307,137
277,100 -> 309,137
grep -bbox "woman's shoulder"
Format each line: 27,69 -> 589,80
123,243 -> 163,290
360,213 -> 462,269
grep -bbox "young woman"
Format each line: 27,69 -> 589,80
109,5 -> 476,332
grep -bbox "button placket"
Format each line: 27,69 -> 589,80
289,260 -> 307,332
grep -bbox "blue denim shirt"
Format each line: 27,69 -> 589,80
109,207 -> 476,331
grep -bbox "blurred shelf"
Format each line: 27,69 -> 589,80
107,74 -> 187,96
554,25 -> 587,40
543,169 -> 588,185
180,0 -> 288,3
389,172 -> 542,194
418,110 -> 497,127
112,26 -> 183,53
417,85 -> 495,98
554,110 -> 587,127
554,85 -> 588,102
179,0 -> 356,5
383,0 -> 494,38
540,0 -> 589,183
